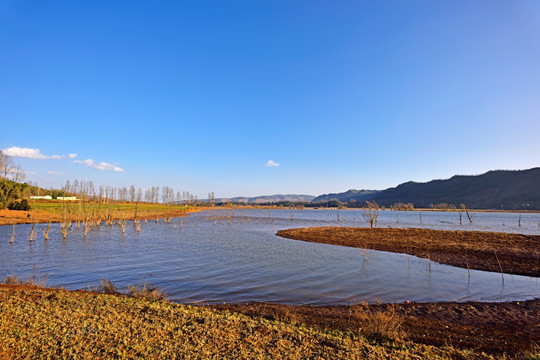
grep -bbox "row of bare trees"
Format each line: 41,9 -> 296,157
62,180 -> 202,205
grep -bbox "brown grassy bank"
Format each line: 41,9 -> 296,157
0,284 -> 501,360
0,202 -> 204,225
277,227 -> 540,277
213,299 -> 540,358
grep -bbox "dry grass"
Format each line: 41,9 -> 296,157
98,278 -> 120,294
0,284 -> 499,359
92,278 -> 166,301
126,280 -> 167,300
2,266 -> 48,287
0,202 -> 203,225
354,302 -> 405,343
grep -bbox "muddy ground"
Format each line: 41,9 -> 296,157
212,299 -> 540,357
233,227 -> 540,356
277,227 -> 540,277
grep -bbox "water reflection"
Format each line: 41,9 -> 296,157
0,209 -> 539,305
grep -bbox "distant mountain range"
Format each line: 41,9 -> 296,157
369,168 -> 540,210
311,189 -> 379,203
221,167 -> 540,210
217,194 -> 316,204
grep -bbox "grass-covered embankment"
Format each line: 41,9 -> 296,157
0,284 -> 499,359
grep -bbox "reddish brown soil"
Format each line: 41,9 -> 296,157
277,227 -> 540,277
0,209 -> 58,225
0,208 -> 198,226
212,299 -> 540,357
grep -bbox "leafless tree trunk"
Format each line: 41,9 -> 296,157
363,201 -> 379,228
464,205 -> 475,224
41,220 -> 52,241
60,201 -> 72,240
29,220 -> 37,241
119,210 -> 129,234
458,204 -> 466,225
10,224 -> 16,243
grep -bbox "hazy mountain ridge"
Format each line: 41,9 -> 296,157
217,194 -> 316,204
311,189 -> 380,203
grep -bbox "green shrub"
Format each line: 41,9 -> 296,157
7,199 -> 31,211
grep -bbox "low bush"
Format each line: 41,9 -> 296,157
354,302 -> 405,343
126,281 -> 167,300
7,199 -> 31,211
99,278 -> 120,294
2,266 -> 48,287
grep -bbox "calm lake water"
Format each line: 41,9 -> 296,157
1,209 -> 539,305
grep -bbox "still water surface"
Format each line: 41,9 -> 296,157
1,209 -> 539,305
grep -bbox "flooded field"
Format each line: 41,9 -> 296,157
1,209 -> 539,305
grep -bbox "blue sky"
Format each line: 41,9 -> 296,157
1,1 -> 539,198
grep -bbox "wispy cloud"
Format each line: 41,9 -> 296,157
47,171 -> 65,175
265,160 -> 280,167
2,146 -> 77,160
7,168 -> 36,175
52,154 -> 77,159
74,159 -> 124,172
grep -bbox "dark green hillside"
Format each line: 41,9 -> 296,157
372,168 -> 540,210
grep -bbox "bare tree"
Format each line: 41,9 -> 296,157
98,185 -> 104,202
12,165 -> 26,183
463,205 -> 475,224
363,201 -> 379,228
458,204 -> 466,225
63,180 -> 71,194
208,192 -> 215,206
0,151 -> 16,179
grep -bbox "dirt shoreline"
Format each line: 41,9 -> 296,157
264,227 -> 540,355
212,299 -> 540,357
277,227 -> 540,277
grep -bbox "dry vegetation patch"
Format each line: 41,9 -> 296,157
277,227 -> 540,277
0,284 -> 499,359
0,203 -> 202,225
213,300 -> 540,358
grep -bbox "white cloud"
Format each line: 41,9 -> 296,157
265,160 -> 280,167
74,159 -> 94,167
3,146 -> 48,159
74,158 -> 124,172
47,171 -> 65,175
2,146 -> 78,160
